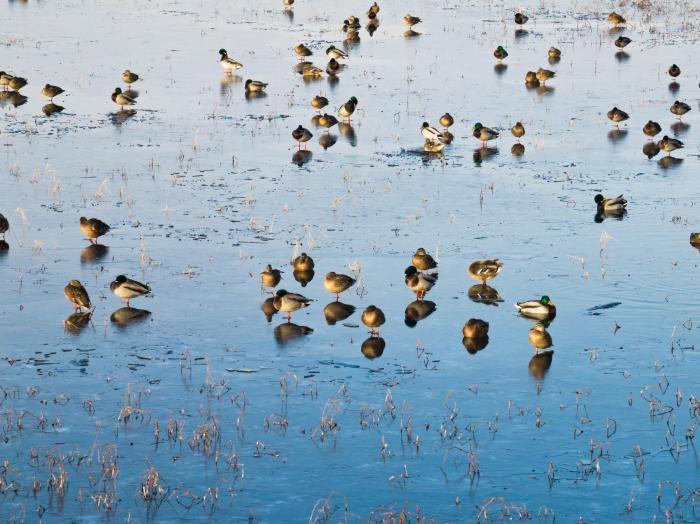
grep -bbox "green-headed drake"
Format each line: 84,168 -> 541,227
219,49 -> 243,72
472,122 -> 499,146
326,58 -> 341,76
338,96 -> 357,121
516,295 -> 556,320
0,213 -> 8,238
494,46 -> 508,61
272,289 -> 312,321
111,87 -> 136,111
421,122 -> 443,143
110,275 -> 151,306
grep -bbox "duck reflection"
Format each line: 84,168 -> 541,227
690,233 -> 700,250
338,122 -> 356,146
64,311 -> 92,334
548,56 -> 561,66
310,114 -> 322,127
111,307 -> 151,326
511,143 -> 525,156
319,133 -> 338,150
642,141 -> 660,159
361,336 -> 385,359
594,209 -> 626,223
327,75 -> 340,89
283,8 -> 294,21
614,51 -> 630,62
0,240 -> 9,254
292,150 -> 313,166
220,74 -> 242,97
42,103 -> 64,116
494,63 -> 508,76
468,284 -> 503,306
668,81 -> 680,94
670,121 -> 690,136
9,91 -> 28,107
110,109 -> 137,125
462,318 -> 489,354
473,147 -> 498,164
462,336 -> 489,354
657,156 -> 683,169
245,90 -> 267,101
80,243 -> 109,264
323,301 -> 356,325
261,297 -> 278,322
366,21 -> 379,36
528,350 -> 554,379
607,128 -> 628,143
441,131 -> 454,145
514,29 -> 528,39
536,85 -> 555,96
403,29 -> 421,38
274,322 -> 313,344
293,268 -> 315,287
404,300 -> 436,327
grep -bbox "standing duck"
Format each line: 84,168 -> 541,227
421,122 -> 443,144
0,213 -> 9,239
468,259 -> 503,285
511,122 -> 525,141
548,47 -> 561,59
8,76 -> 27,91
326,58 -> 341,76
368,2 -> 380,16
514,12 -> 529,26
273,290 -> 312,321
326,45 -> 349,60
516,296 -> 556,321
111,87 -> 136,111
659,135 -> 684,154
529,323 -> 553,352
338,97 -> 357,122
670,101 -> 691,119
668,64 -> 681,78
473,123 -> 499,147
0,72 -> 12,91
292,125 -> 313,149
292,253 -> 315,271
607,107 -> 629,126
110,275 -> 151,306
493,46 -> 508,61
412,247 -> 437,270
311,95 -> 329,112
642,121 -> 661,139
294,44 -> 313,60
319,113 -> 339,130
219,49 -> 243,73
607,12 -> 625,26
64,280 -> 92,312
324,272 -> 356,300
403,15 -> 421,28
41,84 -> 64,101
361,305 -> 386,335
260,264 -> 283,292
439,113 -> 454,131
404,266 -> 438,300
535,68 -> 555,85
79,217 -> 110,244
122,70 -> 139,87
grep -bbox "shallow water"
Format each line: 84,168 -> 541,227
1,0 -> 700,521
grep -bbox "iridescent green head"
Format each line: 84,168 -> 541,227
540,295 -> 551,305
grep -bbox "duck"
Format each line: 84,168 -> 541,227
0,72 -> 12,91
326,45 -> 349,60
338,97 -> 357,122
292,252 -> 315,271
361,305 -> 386,335
403,15 -> 421,27
292,125 -> 313,149
463,318 -> 489,339
311,95 -> 329,112
260,264 -> 283,291
421,122 -> 443,144
468,259 -> 503,285
659,135 -> 684,154
595,194 -> 627,213
607,12 -> 625,26
273,289 -> 313,321
642,120 -> 662,138
473,123 -> 499,146
326,58 -> 341,76
404,266 -> 438,300
301,64 -> 323,77
323,301 -> 356,325
8,76 -> 27,91
614,36 -> 631,48
64,280 -> 92,312
607,107 -> 629,126
122,70 -> 139,86
319,113 -> 339,130
516,296 -> 556,320
0,213 -> 9,238
525,71 -> 539,85
294,44 -> 313,60
548,47 -> 561,59
41,84 -> 64,101
368,2 -> 380,15
494,46 -> 508,61
511,122 -> 525,141
110,275 -> 151,306
412,247 -> 437,270
514,12 -> 529,25
245,79 -> 268,92
529,323 -> 553,352
79,217 -> 110,244
670,100 -> 691,118
283,0 -> 294,7
219,49 -> 243,72
535,68 -> 555,84
324,272 -> 356,300
668,64 -> 681,78
111,87 -> 136,111
690,233 -> 700,248
439,113 -> 454,130
347,15 -> 361,27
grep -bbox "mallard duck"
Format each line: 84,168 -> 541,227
421,122 -> 443,143
535,68 -> 555,84
424,140 -> 445,153
272,289 -> 312,321
319,113 -> 339,130
0,72 -> 11,91
690,233 -> 700,248
668,64 -> 681,78
323,301 -> 355,325
348,15 -> 361,26
338,97 -> 357,122
301,64 -> 323,77
64,280 -> 92,311
404,300 -> 436,326
529,322 -> 553,352
219,49 -> 243,72
0,213 -> 8,239
245,79 -> 268,92
368,2 -> 380,15
642,141 -> 661,159
283,0 -> 294,7
659,135 -> 684,154
463,318 -> 489,339
41,84 -> 64,101
614,36 -> 631,48
412,247 -> 437,270
516,296 -> 556,320
670,100 -> 691,118
361,336 -> 385,359
643,120 -> 661,138
110,275 -> 151,306
473,123 -> 499,146
403,15 -> 421,27
548,47 -> 561,59
514,12 -> 529,25
525,71 -> 539,85
292,252 -> 315,271
8,76 -> 27,91
260,264 -> 283,291
494,46 -> 508,61
324,272 -> 356,300
607,107 -> 629,126
311,95 -> 329,112
468,259 -> 502,285
79,217 -> 110,244
511,122 -> 525,141
595,194 -> 627,213
439,113 -> 454,130
111,87 -> 136,111
404,266 -> 437,300
361,305 -> 385,335
122,70 -> 139,86
292,125 -> 313,149
327,58 -> 341,76
326,45 -> 349,60
294,44 -> 313,60
607,12 -> 625,26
